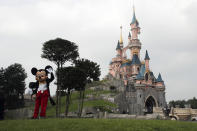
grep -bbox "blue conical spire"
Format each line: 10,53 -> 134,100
156,73 -> 163,82
130,6 -> 139,25
131,54 -> 141,65
128,32 -> 131,38
144,50 -> 150,60
131,9 -> 136,24
116,40 -> 121,50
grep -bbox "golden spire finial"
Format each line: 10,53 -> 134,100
120,26 -> 123,44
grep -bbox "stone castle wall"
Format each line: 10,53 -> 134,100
113,79 -> 167,115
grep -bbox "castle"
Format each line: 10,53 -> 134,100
108,8 -> 167,115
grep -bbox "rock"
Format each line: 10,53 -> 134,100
82,107 -> 98,117
5,108 -> 33,119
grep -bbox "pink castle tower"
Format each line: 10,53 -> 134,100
129,7 -> 141,60
109,26 -> 124,79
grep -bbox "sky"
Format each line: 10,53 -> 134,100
0,0 -> 197,102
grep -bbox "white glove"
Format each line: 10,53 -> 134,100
46,67 -> 53,73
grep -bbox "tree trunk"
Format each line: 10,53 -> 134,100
77,89 -> 82,117
69,91 -> 72,104
56,63 -> 60,117
79,89 -> 85,117
65,89 -> 70,117
58,87 -> 61,117
58,62 -> 63,117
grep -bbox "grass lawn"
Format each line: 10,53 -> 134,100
0,118 -> 197,131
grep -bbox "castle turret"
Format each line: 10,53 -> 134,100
144,50 -> 150,71
116,40 -> 122,57
128,32 -> 131,40
130,7 -> 140,40
156,73 -> 165,88
129,7 -> 141,60
156,73 -> 163,82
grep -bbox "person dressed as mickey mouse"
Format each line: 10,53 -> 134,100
29,65 -> 55,119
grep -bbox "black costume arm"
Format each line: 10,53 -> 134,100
47,73 -> 56,105
48,72 -> 54,83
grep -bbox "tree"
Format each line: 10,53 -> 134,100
74,58 -> 101,116
169,100 -> 185,108
74,58 -> 101,83
0,68 -> 5,90
41,38 -> 79,117
59,67 -> 86,116
2,63 -> 27,109
187,97 -> 197,109
169,98 -> 197,109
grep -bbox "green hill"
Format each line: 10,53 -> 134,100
46,83 -> 118,117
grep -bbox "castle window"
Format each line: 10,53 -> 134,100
137,67 -> 140,72
145,73 -> 148,81
140,94 -> 141,98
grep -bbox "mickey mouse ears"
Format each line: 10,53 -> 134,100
31,67 -> 37,75
31,65 -> 53,75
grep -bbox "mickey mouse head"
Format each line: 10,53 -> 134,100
31,65 -> 53,83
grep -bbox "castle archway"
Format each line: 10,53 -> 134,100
145,96 -> 157,114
